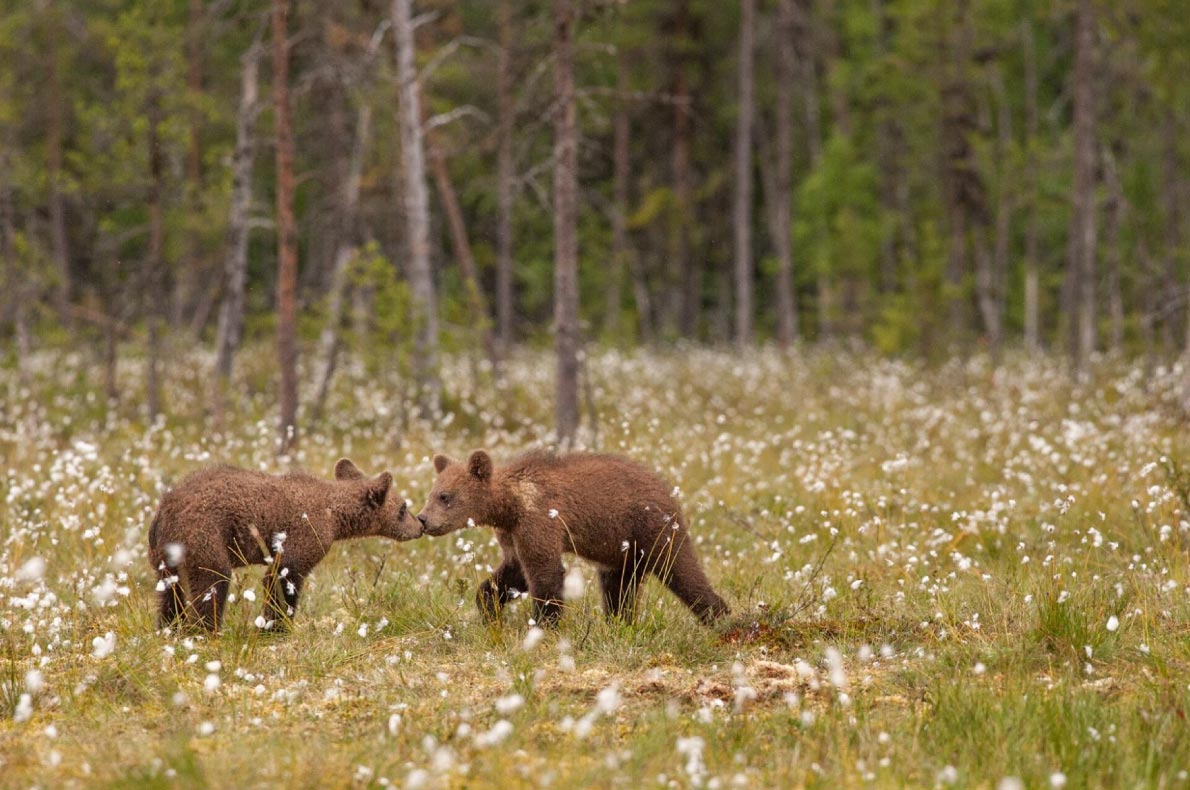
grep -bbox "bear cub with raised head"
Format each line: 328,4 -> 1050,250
417,450 -> 729,627
148,458 -> 422,631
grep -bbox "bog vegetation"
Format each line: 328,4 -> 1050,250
3,344 -> 1190,787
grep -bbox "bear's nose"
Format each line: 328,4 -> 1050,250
417,513 -> 428,527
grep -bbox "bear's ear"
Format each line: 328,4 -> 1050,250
433,454 -> 454,474
467,450 -> 493,482
365,472 -> 393,508
335,458 -> 366,480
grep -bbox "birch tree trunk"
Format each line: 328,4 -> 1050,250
495,0 -> 515,352
0,156 -> 29,389
1022,20 -> 1040,351
772,0 -> 798,347
733,0 -> 756,347
428,131 -> 497,364
214,45 -> 259,419
393,0 -> 440,415
314,103 -> 371,418
1069,0 -> 1097,376
272,0 -> 300,451
45,7 -> 71,315
603,49 -> 646,341
553,0 -> 580,445
1102,145 -> 1125,354
670,0 -> 695,338
145,94 -> 166,423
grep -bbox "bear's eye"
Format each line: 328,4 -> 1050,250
397,502 -> 407,517
438,492 -> 452,505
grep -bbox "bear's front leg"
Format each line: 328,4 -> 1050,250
476,529 -> 527,621
511,525 -> 565,627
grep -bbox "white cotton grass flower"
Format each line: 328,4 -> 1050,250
521,626 -> 545,652
1106,615 -> 1119,632
937,765 -> 959,785
676,736 -> 707,787
163,543 -> 185,568
494,693 -> 525,715
1050,772 -> 1068,788
547,508 -> 559,519
25,670 -> 44,695
204,660 -> 221,673
91,632 -> 116,659
997,778 -> 1024,790
16,556 -> 46,582
242,588 -> 256,602
563,566 -> 586,600
272,532 -> 287,553
595,684 -> 621,714
204,674 -> 221,693
474,719 -> 514,747
825,647 -> 848,691
196,721 -> 215,737
387,713 -> 402,736
13,694 -> 34,723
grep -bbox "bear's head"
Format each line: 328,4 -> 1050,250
416,450 -> 494,537
333,458 -> 423,541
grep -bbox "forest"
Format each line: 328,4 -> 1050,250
3,0 -> 1189,443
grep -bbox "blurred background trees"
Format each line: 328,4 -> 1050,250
2,0 -> 1189,442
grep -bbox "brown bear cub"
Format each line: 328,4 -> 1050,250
148,459 -> 422,631
417,450 -> 729,627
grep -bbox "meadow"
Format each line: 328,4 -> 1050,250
3,344 -> 1190,788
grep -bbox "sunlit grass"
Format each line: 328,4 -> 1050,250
3,343 -> 1190,786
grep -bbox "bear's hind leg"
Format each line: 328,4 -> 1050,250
157,574 -> 185,628
654,541 -> 729,625
187,566 -> 231,631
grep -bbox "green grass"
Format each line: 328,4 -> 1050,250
3,343 -> 1190,787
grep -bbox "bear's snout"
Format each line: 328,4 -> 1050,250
417,513 -> 428,531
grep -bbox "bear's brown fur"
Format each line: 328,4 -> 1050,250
416,450 -> 729,626
148,458 -> 421,631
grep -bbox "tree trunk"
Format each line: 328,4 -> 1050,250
1163,114 -> 1182,357
671,0 -> 696,338
314,103 -> 371,418
1069,0 -> 1097,376
214,45 -> 259,420
772,0 -> 798,346
496,0 -> 515,352
45,11 -> 71,315
1102,144 -> 1125,354
0,156 -> 29,388
178,0 -> 207,332
733,0 -> 756,347
941,0 -> 981,342
603,49 -> 641,341
1022,20 -> 1040,351
393,0 -> 439,414
428,131 -> 497,364
553,0 -> 580,445
977,66 -> 1010,360
795,0 -> 830,340
273,0 -> 299,451
146,95 -> 167,423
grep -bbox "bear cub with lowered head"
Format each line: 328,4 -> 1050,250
417,450 -> 729,626
149,458 -> 422,631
